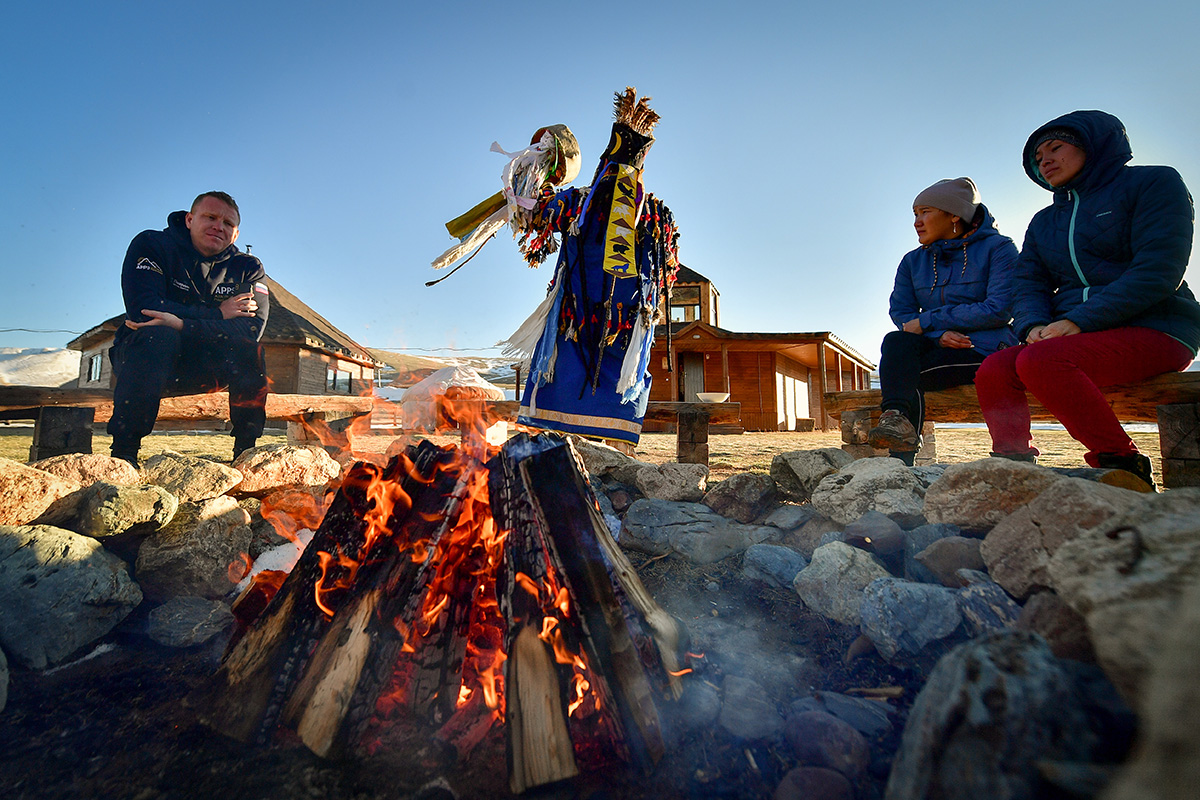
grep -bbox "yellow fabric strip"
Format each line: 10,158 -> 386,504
602,164 -> 641,278
518,405 -> 643,437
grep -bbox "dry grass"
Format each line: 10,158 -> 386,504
1,423 -> 1162,482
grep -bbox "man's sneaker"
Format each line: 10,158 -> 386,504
233,437 -> 257,461
1097,452 -> 1156,491
868,409 -> 919,452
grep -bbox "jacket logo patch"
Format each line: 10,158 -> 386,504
172,279 -> 191,292
1095,210 -> 1113,217
135,257 -> 163,274
254,282 -> 268,294
213,284 -> 240,297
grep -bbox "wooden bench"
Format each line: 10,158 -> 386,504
0,386 -> 374,461
429,399 -> 741,466
823,371 -> 1200,488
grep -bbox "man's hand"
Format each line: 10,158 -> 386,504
220,292 -> 258,320
126,309 -> 183,331
1027,320 -> 1081,343
902,318 -> 923,334
939,331 -> 973,349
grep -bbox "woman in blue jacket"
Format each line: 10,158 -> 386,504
975,110 -> 1200,486
868,178 -> 1019,464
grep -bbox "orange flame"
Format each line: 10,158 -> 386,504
227,552 -> 252,584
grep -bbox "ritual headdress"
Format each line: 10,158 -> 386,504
430,124 -> 581,278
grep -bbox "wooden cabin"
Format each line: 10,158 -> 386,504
646,266 -> 874,432
68,276 -> 380,395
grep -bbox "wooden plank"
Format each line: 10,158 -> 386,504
824,372 -> 1200,424
447,399 -> 741,426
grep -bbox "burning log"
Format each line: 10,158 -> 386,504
195,431 -> 688,795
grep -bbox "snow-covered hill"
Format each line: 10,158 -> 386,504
0,348 -> 80,387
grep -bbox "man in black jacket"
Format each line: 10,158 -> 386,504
108,191 -> 269,466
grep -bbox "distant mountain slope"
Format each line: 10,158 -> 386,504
366,349 -> 518,387
0,348 -> 81,387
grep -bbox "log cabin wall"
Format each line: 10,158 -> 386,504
729,351 -> 777,432
77,344 -> 115,389
294,350 -> 375,396
263,343 -> 301,394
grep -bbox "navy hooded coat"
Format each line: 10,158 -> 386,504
1014,110 -> 1200,354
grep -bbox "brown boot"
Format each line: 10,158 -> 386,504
868,409 -> 919,452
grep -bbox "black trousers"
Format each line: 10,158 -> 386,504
107,326 -> 268,445
878,330 -> 987,432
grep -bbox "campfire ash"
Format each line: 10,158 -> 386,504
193,425 -> 690,794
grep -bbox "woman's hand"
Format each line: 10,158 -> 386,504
902,318 -> 923,334
939,331 -> 973,349
1027,320 -> 1081,343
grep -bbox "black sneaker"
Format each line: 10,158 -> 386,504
868,409 -> 919,452
990,451 -> 1038,464
233,437 -> 257,461
111,438 -> 140,469
1096,452 -> 1155,491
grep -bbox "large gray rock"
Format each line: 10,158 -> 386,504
789,691 -> 895,738
955,569 -> 1021,637
231,444 -> 341,496
0,457 -> 81,526
1102,577 -> 1200,800
0,524 -> 143,669
914,536 -> 984,587
147,596 -> 235,648
29,453 -> 141,487
904,523 -> 962,584
718,675 -> 784,740
793,542 -> 891,626
135,496 -> 254,602
141,452 -> 243,503
762,504 -> 821,533
859,576 -> 962,660
981,477 -> 1145,600
783,710 -> 871,779
774,767 -> 854,800
770,448 -> 855,502
742,544 -> 808,589
811,458 -> 925,527
1048,488 -> 1200,708
620,499 -> 777,563
1016,590 -> 1095,663
703,472 -> 777,523
885,631 -> 1103,800
634,462 -> 709,502
38,481 -> 177,544
923,458 -> 1062,532
785,514 -> 842,559
569,435 -> 648,481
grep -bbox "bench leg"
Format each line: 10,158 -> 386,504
676,410 -> 710,466
31,406 -> 95,461
1158,402 -> 1200,488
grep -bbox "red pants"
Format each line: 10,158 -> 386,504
975,327 -> 1193,466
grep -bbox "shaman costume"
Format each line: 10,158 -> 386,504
433,89 -> 680,445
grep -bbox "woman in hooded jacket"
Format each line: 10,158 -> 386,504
867,177 -> 1019,464
975,110 -> 1200,487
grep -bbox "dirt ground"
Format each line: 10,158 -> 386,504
0,424 -> 1164,480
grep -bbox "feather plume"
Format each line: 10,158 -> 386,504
613,87 -> 660,135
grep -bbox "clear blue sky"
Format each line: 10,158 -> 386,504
4,1 -> 1199,367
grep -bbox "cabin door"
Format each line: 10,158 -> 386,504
680,353 -> 705,402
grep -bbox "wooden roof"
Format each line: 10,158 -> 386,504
67,276 -> 378,367
654,321 -> 875,370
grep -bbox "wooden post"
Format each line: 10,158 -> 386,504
1158,402 -> 1200,488
816,343 -> 829,432
721,344 -> 730,395
676,409 -> 709,465
30,406 -> 94,460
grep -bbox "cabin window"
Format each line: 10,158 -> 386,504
670,286 -> 701,323
88,354 -> 103,383
326,368 -> 352,393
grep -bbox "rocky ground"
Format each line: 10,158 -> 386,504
0,426 -> 1192,800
